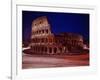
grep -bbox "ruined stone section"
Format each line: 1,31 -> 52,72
30,16 -> 84,55
31,16 -> 52,39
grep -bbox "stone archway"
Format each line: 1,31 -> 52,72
54,47 -> 57,54
49,47 -> 52,54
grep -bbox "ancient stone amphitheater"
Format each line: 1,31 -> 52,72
30,16 -> 84,55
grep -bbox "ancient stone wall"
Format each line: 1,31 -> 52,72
30,16 -> 84,55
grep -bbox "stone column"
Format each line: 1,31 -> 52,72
57,47 -> 60,54
51,47 -> 54,54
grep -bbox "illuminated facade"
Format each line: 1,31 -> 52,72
30,16 -> 84,55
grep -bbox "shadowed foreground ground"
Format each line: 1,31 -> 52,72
22,53 -> 89,69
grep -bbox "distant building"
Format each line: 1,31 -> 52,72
30,16 -> 84,55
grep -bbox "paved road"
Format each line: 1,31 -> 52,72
22,53 -> 89,69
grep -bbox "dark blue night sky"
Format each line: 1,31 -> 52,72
22,11 -> 89,43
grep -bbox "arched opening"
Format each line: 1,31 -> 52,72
49,47 -> 52,53
54,47 -> 57,53
41,38 -> 44,43
44,47 -> 47,53
46,29 -> 48,33
42,30 -> 44,33
41,47 -> 44,52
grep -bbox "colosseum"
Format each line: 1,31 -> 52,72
30,16 -> 84,55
